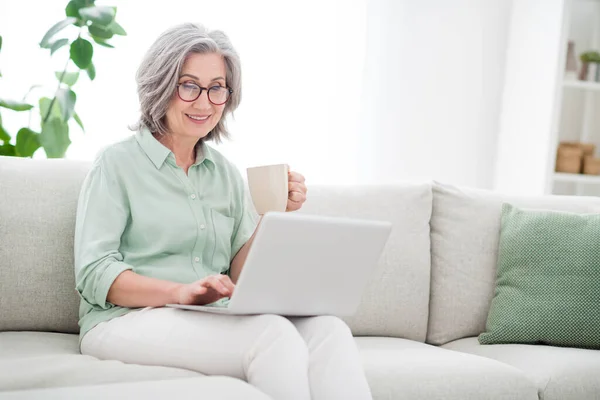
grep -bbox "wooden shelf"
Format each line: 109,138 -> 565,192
563,80 -> 600,91
554,172 -> 600,184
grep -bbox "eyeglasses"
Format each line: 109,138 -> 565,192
176,82 -> 233,105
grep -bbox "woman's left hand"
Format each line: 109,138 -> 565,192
287,169 -> 307,212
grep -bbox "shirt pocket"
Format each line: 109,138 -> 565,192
210,209 -> 235,273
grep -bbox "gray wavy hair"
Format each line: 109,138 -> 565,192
132,23 -> 241,143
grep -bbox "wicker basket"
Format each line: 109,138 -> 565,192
560,141 -> 596,157
556,145 -> 583,173
583,156 -> 600,175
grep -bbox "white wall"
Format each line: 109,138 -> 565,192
494,0 -> 569,195
359,0 -> 512,188
2,1 -> 532,190
0,0 -> 366,184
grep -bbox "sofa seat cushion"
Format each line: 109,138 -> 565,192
0,332 -> 200,391
443,337 -> 600,400
356,337 -> 538,400
0,377 -> 270,400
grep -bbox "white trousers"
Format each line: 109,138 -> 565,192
81,307 -> 372,400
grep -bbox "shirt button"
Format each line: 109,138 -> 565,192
200,224 -> 206,230
194,257 -> 200,262
190,194 -> 197,200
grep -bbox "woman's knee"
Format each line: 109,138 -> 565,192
246,315 -> 308,362
315,316 -> 351,333
293,315 -> 354,344
254,314 -> 306,343
260,315 -> 306,345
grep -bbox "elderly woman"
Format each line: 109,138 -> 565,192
74,23 -> 372,400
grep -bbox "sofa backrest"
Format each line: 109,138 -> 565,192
1,156 -> 435,341
17,154 -> 597,345
299,184 -> 432,342
0,156 -> 91,334
427,181 -> 600,345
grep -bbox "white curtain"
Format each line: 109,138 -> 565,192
358,0 -> 513,188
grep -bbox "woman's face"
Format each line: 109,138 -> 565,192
165,52 -> 228,140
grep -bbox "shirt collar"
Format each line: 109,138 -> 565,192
136,127 -> 215,171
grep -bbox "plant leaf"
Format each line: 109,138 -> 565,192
40,118 -> 71,158
65,0 -> 80,18
50,38 -> 70,55
0,143 -> 16,156
79,6 -> 115,26
56,88 -> 77,121
66,0 -> 89,27
55,71 -> 79,86
0,99 -> 34,111
70,38 -> 93,69
39,97 -> 62,121
0,35 -> 3,52
91,37 -> 114,48
40,17 -> 77,48
65,0 -> 88,17
0,114 -> 11,142
0,125 -> 9,142
87,62 -> 96,80
89,23 -> 114,39
16,128 -> 41,157
73,112 -> 85,132
108,21 -> 127,36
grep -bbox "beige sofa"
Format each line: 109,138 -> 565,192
1,155 -> 599,400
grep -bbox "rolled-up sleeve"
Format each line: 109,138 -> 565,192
74,155 -> 133,309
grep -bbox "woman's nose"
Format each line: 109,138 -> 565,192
192,90 -> 212,109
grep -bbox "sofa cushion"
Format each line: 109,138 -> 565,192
0,377 -> 271,400
0,332 -> 199,391
427,182 -> 600,345
299,184 -> 432,341
443,337 -> 600,400
0,157 -> 91,334
356,337 -> 538,400
480,204 -> 600,349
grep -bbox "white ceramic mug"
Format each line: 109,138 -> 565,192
246,164 -> 289,215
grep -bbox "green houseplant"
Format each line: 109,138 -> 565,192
579,51 -> 600,82
0,0 -> 126,158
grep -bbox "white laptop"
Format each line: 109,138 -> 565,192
166,212 -> 392,317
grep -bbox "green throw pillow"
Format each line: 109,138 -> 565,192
479,203 -> 600,349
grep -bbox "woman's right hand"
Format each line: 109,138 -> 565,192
175,274 -> 236,305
